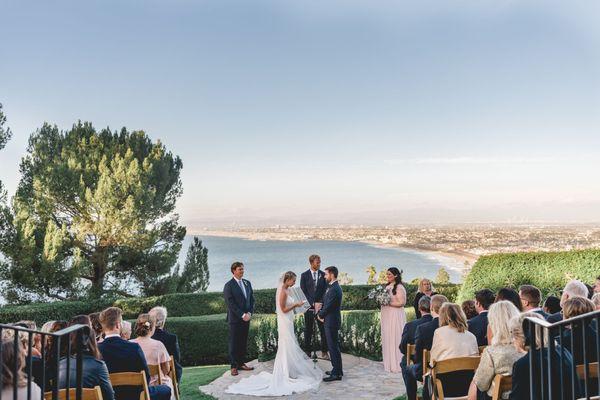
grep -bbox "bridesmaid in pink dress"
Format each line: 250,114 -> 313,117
381,267 -> 407,373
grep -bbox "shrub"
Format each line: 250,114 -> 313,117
164,309 -> 417,367
0,283 -> 458,324
458,249 -> 600,302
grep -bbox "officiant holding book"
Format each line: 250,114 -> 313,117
300,254 -> 329,359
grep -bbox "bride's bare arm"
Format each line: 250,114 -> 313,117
279,288 -> 304,313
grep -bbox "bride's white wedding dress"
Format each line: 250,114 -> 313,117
225,285 -> 323,396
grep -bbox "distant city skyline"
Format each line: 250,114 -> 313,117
1,1 -> 599,226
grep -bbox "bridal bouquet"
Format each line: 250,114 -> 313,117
367,285 -> 391,306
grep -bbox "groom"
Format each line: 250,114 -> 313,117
223,261 -> 255,376
317,266 -> 343,382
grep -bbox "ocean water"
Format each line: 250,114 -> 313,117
179,235 -> 464,292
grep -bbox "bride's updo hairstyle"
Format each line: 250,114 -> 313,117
283,271 -> 296,284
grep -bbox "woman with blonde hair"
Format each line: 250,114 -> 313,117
413,278 -> 437,319
430,303 -> 479,398
467,300 -> 522,400
1,339 -> 42,399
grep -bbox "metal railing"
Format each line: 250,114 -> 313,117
0,323 -> 89,400
524,309 -> 600,400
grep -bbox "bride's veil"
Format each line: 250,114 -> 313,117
275,272 -> 286,314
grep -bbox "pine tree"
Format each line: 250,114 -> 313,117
176,237 -> 209,292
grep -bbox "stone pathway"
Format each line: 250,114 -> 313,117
199,354 -> 405,399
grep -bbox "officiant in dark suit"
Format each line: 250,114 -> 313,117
300,254 -> 329,359
223,261 -> 255,376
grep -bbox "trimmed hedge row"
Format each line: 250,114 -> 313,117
0,284 -> 458,325
458,249 -> 600,302
164,309 -> 416,367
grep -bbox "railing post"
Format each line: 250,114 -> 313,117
76,329 -> 83,400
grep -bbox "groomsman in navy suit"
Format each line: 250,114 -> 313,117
300,254 -> 329,358
223,261 -> 255,376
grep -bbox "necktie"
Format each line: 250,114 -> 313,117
238,279 -> 246,298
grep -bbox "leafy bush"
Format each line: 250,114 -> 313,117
458,249 -> 600,302
166,309 -> 417,367
0,284 -> 458,324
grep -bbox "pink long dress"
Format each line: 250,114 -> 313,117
381,283 -> 407,373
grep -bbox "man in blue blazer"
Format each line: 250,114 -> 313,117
98,307 -> 171,400
400,295 -> 432,400
150,306 -> 182,383
300,254 -> 328,358
317,266 -> 343,382
519,285 -> 549,319
223,261 -> 255,376
468,288 -> 495,346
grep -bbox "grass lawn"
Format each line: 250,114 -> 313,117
180,365 -> 229,399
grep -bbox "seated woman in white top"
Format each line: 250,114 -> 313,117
468,300 -> 523,400
430,302 -> 479,398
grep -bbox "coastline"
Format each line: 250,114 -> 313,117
192,230 -> 479,275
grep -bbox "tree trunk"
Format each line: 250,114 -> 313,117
90,245 -> 108,298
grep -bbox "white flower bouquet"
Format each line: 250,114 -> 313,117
367,285 -> 391,306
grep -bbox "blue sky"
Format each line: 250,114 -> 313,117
1,1 -> 599,226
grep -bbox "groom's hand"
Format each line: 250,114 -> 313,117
317,315 -> 324,323
242,313 -> 251,322
314,302 -> 322,313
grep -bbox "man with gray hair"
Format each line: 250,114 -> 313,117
150,306 -> 182,382
547,279 -> 590,323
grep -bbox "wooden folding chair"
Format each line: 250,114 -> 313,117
169,356 -> 180,400
491,374 -> 512,400
148,363 -> 162,384
407,344 -> 416,366
109,371 -> 151,400
430,356 -> 481,400
576,362 -> 599,380
423,349 -> 431,378
44,386 -> 103,400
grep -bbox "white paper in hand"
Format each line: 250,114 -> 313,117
288,287 -> 311,314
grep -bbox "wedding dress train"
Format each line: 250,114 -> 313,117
225,285 -> 323,396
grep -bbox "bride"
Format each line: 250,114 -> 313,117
226,271 -> 323,396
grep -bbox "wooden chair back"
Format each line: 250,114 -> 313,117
148,363 -> 162,384
44,386 -> 103,400
478,346 -> 487,355
169,356 -> 180,400
491,374 -> 512,400
423,349 -> 431,377
431,356 -> 481,400
576,362 -> 599,380
109,371 -> 151,400
407,344 -> 416,366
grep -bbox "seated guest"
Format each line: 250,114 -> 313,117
89,312 -> 104,343
400,295 -> 432,400
131,314 -> 175,399
468,289 -> 495,346
543,296 -> 561,315
414,278 -> 437,319
44,320 -> 68,386
547,279 -> 589,323
410,294 -> 449,400
519,285 -> 548,318
121,321 -> 132,340
98,307 -> 171,400
509,312 -> 578,400
462,300 -> 478,320
592,293 -> 600,310
594,276 -> 600,295
58,315 -> 114,400
467,301 -> 522,400
561,297 -> 597,364
12,321 -> 44,387
1,339 -> 43,400
150,306 -> 182,383
15,321 -> 42,357
430,303 -> 479,398
495,288 -> 522,312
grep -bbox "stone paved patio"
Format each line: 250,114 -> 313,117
199,353 -> 405,399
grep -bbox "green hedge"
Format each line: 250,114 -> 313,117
0,284 -> 458,325
458,249 -> 600,302
165,309 -> 416,367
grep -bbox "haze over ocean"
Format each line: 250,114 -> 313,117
179,235 -> 463,292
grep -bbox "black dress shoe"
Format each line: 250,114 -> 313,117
325,371 -> 343,376
323,375 -> 342,382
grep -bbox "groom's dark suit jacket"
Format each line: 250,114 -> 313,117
318,281 -> 343,328
223,277 -> 255,323
300,269 -> 327,307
